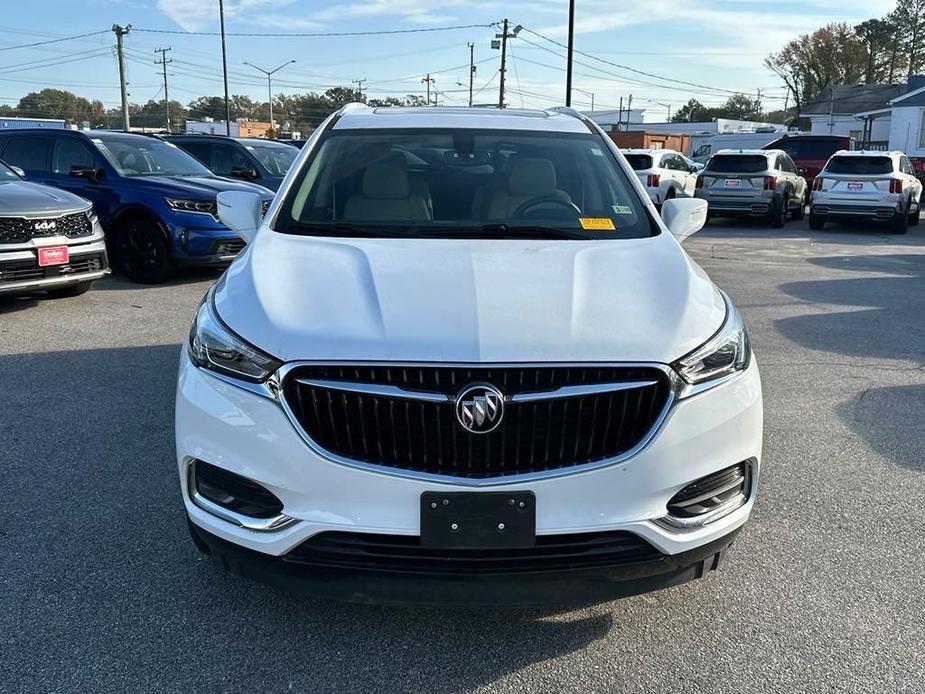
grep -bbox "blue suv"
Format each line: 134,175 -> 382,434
0,129 -> 274,283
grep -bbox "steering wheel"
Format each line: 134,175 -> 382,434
512,195 -> 581,218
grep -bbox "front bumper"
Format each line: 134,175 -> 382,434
176,352 -> 763,603
188,518 -> 740,607
0,233 -> 109,295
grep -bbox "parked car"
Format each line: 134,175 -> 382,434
690,131 -> 785,165
696,149 -> 807,227
0,129 -> 274,283
165,134 -> 299,191
622,148 -> 698,206
809,150 -> 922,233
0,158 -> 108,297
762,134 -> 852,184
177,104 -> 763,607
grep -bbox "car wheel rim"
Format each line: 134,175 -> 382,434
121,228 -> 161,275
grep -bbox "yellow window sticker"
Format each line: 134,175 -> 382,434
578,217 -> 616,230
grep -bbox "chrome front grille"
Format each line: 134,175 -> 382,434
281,364 -> 672,479
0,211 -> 93,244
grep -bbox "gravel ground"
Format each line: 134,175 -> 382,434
1,219 -> 923,693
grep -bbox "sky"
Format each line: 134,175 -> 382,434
0,0 -> 898,122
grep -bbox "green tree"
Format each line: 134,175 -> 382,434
17,88 -> 103,123
764,22 -> 868,116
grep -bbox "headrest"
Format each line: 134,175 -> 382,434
509,158 -> 557,196
362,162 -> 409,199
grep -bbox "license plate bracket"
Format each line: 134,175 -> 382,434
37,246 -> 69,267
420,491 -> 536,549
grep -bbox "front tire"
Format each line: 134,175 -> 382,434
110,218 -> 175,284
46,281 -> 93,298
770,195 -> 787,228
791,191 -> 806,221
893,206 -> 909,235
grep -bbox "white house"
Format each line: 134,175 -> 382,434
802,83 -> 904,144
885,76 -> 925,159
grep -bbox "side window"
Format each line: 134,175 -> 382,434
662,155 -> 676,171
210,143 -> 251,176
2,136 -> 51,172
179,141 -> 212,166
52,139 -> 97,174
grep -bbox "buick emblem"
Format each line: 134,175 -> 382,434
34,220 -> 57,231
455,384 -> 505,434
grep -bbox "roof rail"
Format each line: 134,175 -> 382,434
338,102 -> 369,115
546,106 -> 583,119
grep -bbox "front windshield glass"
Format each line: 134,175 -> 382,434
277,128 -> 654,240
0,161 -> 20,180
93,137 -> 212,177
245,141 -> 297,177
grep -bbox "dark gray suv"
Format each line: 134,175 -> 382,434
165,135 -> 298,191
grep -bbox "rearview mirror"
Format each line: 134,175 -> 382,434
216,190 -> 262,244
661,198 -> 707,242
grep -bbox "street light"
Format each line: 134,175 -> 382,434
648,100 -> 672,121
244,59 -> 295,136
573,87 -> 595,111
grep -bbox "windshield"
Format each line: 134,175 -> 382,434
770,139 -> 842,159
277,128 -> 654,240
0,161 -> 20,180
245,141 -> 297,177
93,137 -> 212,177
706,155 -> 768,173
825,156 -> 893,175
624,154 -> 653,171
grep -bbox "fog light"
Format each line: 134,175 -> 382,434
187,459 -> 295,531
655,459 -> 754,530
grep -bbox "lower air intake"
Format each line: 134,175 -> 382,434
667,461 -> 750,519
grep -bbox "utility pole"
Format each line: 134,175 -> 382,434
565,0 -> 575,106
154,47 -> 172,132
627,94 -> 633,128
352,78 -> 366,102
245,60 -> 295,136
421,74 -> 435,106
617,96 -> 623,131
468,43 -> 475,107
112,24 -> 132,132
755,88 -> 762,120
498,19 -> 509,109
218,0 -> 231,135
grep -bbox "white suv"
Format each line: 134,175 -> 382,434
809,150 -> 922,233
623,148 -> 698,206
176,105 -> 763,607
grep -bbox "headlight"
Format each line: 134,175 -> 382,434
166,197 -> 217,216
674,293 -> 750,386
188,290 -> 281,382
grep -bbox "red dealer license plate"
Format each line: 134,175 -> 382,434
37,246 -> 69,267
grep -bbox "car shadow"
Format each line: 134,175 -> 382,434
700,217 -> 925,246
0,295 -> 40,314
776,253 -> 925,362
92,266 -> 224,291
835,384 -> 925,473
1,343 -> 621,692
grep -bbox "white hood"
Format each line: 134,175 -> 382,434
214,231 -> 725,364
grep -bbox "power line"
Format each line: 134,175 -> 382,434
132,23 -> 496,38
0,29 -> 109,52
518,25 -> 750,98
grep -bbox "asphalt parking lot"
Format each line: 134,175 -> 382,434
2,219 -> 924,693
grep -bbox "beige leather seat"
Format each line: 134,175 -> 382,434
343,161 -> 432,222
482,158 -> 571,219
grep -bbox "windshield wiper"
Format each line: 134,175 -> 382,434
283,221 -> 414,238
418,224 -> 588,240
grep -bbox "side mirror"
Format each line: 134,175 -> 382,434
230,166 -> 259,181
70,165 -> 104,182
661,198 -> 708,242
10,165 -> 25,178
216,190 -> 262,244
797,167 -> 807,176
